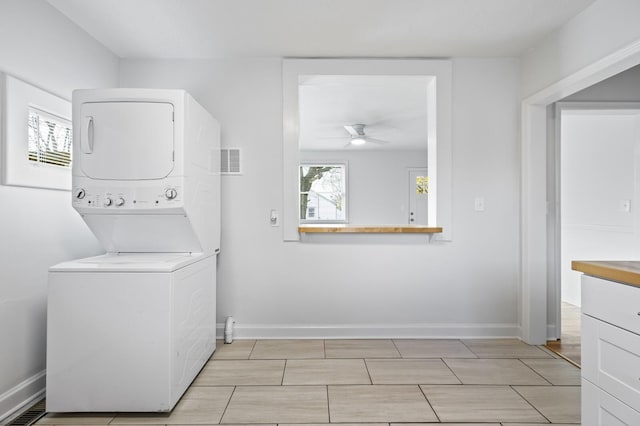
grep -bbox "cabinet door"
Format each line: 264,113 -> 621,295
583,378 -> 640,425
79,101 -> 174,180
583,314 -> 640,412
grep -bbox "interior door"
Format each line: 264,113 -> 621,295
408,168 -> 428,225
79,102 -> 174,180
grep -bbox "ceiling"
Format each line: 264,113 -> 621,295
47,0 -> 595,59
45,0 -> 595,152
299,75 -> 430,151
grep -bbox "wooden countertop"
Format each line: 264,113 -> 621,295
298,224 -> 443,234
572,260 -> 640,288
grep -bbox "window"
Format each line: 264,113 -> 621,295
416,175 -> 428,194
28,107 -> 72,168
1,73 -> 72,190
300,164 -> 346,222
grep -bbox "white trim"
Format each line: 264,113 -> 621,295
547,324 -> 558,341
523,39 -> 640,107
550,101 -> 640,341
561,223 -> 635,234
0,370 -> 45,425
1,73 -> 72,191
282,58 -> 452,241
549,103 -> 561,341
217,323 -> 520,340
299,162 -> 348,224
521,38 -> 640,344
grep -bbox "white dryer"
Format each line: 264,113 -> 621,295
46,89 -> 220,413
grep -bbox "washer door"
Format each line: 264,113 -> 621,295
79,101 -> 174,180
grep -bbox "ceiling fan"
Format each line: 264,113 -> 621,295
342,124 -> 389,147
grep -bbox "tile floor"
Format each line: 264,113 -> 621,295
36,338 -> 581,425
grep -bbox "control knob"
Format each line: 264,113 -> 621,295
115,197 -> 125,207
165,188 -> 178,200
75,188 -> 86,199
103,197 -> 113,207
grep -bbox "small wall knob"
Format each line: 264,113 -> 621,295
165,188 -> 178,200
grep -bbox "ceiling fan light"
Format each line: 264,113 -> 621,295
351,137 -> 366,145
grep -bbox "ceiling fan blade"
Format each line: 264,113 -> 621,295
344,124 -> 365,137
365,137 -> 389,144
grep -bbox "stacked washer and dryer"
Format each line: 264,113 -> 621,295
46,89 -> 220,413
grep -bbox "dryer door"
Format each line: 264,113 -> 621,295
79,102 -> 174,180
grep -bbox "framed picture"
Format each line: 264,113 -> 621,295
1,73 -> 72,191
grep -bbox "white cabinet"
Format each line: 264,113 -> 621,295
583,379 -> 640,425
582,275 -> 640,425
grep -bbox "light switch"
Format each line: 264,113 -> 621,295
620,199 -> 632,213
270,209 -> 279,226
474,197 -> 485,212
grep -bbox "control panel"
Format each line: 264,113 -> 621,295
72,184 -> 184,212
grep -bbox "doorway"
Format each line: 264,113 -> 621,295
521,42 -> 640,346
549,103 -> 640,365
408,167 -> 428,225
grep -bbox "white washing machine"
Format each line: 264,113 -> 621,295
46,89 -> 220,413
47,253 -> 215,412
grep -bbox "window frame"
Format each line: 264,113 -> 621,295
299,162 -> 348,224
1,73 -> 72,191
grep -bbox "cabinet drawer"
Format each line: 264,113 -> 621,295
583,378 -> 640,426
582,275 -> 640,335
583,314 -> 640,412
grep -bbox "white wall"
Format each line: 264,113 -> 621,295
560,65 -> 640,306
521,0 -> 640,98
120,57 -> 521,338
558,65 -> 640,308
519,0 -> 640,342
301,150 -> 427,224
561,111 -> 640,306
0,0 -> 117,421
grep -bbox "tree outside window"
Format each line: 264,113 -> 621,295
299,164 -> 346,222
27,107 -> 72,168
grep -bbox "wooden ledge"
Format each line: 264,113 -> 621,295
298,224 -> 443,234
572,260 -> 640,288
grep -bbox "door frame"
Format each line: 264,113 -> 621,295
520,39 -> 640,344
550,101 -> 640,341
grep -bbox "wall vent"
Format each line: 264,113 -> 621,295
221,148 -> 242,175
6,399 -> 46,426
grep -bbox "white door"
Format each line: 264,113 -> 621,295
408,168 -> 428,225
79,101 -> 174,180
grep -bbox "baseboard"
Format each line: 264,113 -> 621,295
0,371 -> 45,425
216,322 -> 520,340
